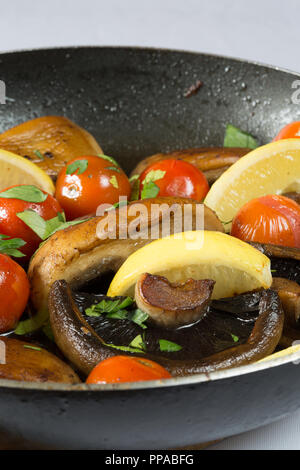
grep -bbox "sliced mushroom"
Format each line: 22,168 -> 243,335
272,277 -> 300,327
284,192 -> 300,205
0,337 -> 80,383
130,147 -> 250,184
49,281 -> 283,377
28,197 -> 224,313
135,273 -> 215,328
0,116 -> 102,181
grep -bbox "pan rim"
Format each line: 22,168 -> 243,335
0,44 -> 299,79
0,45 -> 299,392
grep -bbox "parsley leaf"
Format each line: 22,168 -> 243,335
15,308 -> 48,335
130,178 -> 140,201
98,154 -> 120,167
224,124 -> 258,149
0,185 -> 48,203
109,175 -> 119,189
66,159 -> 88,175
17,210 -> 66,240
102,340 -> 145,354
0,235 -> 26,257
142,170 -> 166,185
231,334 -> 239,343
141,181 -> 160,199
33,149 -> 44,160
130,334 -> 146,351
23,345 -> 42,352
159,339 -> 182,352
85,297 -> 134,318
129,309 -> 149,329
106,166 -> 122,173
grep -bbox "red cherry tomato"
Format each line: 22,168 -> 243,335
139,159 -> 209,201
231,195 -> 300,248
0,185 -> 62,260
0,254 -> 30,333
86,356 -> 172,384
55,156 -> 131,220
273,121 -> 300,141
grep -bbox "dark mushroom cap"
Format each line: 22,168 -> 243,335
49,280 -> 284,377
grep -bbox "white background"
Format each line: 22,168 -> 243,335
0,0 -> 300,450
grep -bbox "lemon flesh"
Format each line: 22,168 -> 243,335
0,149 -> 55,194
204,139 -> 300,230
107,231 -> 272,299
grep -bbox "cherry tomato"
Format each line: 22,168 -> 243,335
231,195 -> 300,248
0,254 -> 30,333
0,185 -> 62,260
273,121 -> 300,141
139,159 -> 209,201
55,156 -> 131,220
86,356 -> 172,384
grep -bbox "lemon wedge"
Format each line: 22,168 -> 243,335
107,231 -> 272,299
258,344 -> 300,363
0,149 -> 55,194
204,139 -> 300,230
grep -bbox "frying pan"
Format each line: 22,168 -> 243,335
0,46 -> 300,450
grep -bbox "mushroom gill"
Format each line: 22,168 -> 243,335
135,273 -> 215,328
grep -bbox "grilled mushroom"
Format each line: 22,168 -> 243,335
28,197 -> 224,313
0,116 -> 102,181
130,147 -> 250,185
49,280 -> 283,377
272,277 -> 300,327
0,337 -> 80,383
135,273 -> 215,328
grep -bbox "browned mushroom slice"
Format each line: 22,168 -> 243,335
28,197 -> 224,313
0,116 -> 102,181
49,281 -> 283,377
284,192 -> 300,205
272,277 -> 300,327
0,337 -> 80,383
135,273 -> 215,328
130,147 -> 250,184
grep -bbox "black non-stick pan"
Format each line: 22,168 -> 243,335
0,47 -> 300,450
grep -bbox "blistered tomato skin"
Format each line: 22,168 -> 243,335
231,195 -> 300,248
0,185 -> 62,260
139,159 -> 209,201
274,121 -> 300,141
86,356 -> 172,384
0,254 -> 30,333
55,156 -> 131,220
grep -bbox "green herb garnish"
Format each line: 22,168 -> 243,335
109,175 -> 119,189
231,334 -> 239,343
129,309 -> 149,329
85,297 -> 134,318
130,178 -> 141,201
15,308 -> 48,335
23,345 -> 42,352
130,334 -> 146,351
105,200 -> 128,212
34,149 -> 44,160
17,210 -> 66,240
224,124 -> 258,149
141,181 -> 160,199
0,185 -> 48,203
0,235 -> 26,257
102,340 -> 145,354
66,159 -> 88,175
159,339 -> 182,352
129,174 -> 139,183
106,166 -> 122,173
98,154 -> 120,167
140,170 -> 166,200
